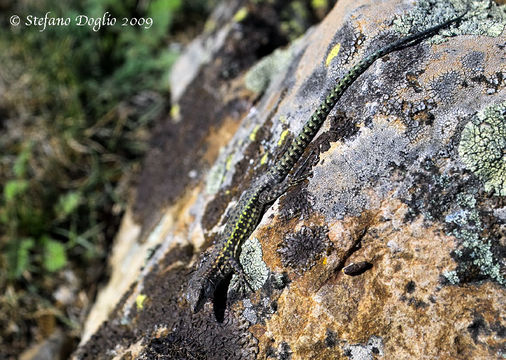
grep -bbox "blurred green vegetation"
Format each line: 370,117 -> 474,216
0,0 -> 215,356
0,0 -> 177,278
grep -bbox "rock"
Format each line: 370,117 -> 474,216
73,0 -> 506,359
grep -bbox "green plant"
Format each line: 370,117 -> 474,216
0,0 -> 190,282
0,0 -> 216,356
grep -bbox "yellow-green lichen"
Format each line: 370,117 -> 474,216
170,103 -> 181,122
233,7 -> 248,23
249,124 -> 261,141
136,294 -> 147,310
225,154 -> 234,171
203,18 -> 217,33
311,0 -> 328,11
260,152 -> 269,165
277,129 -> 290,146
325,43 -> 341,67
458,102 -> 506,196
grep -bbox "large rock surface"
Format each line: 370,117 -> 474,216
74,0 -> 505,359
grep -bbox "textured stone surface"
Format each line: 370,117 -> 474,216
74,0 -> 505,359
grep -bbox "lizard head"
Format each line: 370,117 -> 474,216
186,252 -> 219,313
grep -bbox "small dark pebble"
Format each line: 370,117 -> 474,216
343,261 -> 373,276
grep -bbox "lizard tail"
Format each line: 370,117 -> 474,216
271,8 -> 467,182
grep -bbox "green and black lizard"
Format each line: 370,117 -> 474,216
187,9 -> 466,314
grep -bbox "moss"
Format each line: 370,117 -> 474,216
393,0 -> 506,43
458,102 -> 506,197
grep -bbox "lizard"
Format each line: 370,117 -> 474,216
186,8 -> 466,314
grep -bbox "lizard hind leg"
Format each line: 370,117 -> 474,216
259,148 -> 317,205
288,147 -> 317,187
229,257 -> 255,293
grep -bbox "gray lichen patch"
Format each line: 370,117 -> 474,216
241,299 -> 258,324
461,50 -> 485,72
429,70 -> 463,104
277,225 -> 330,273
310,119 -> 410,220
458,102 -> 506,196
245,38 -> 301,94
232,236 -> 269,291
205,148 -> 230,195
343,335 -> 384,360
443,192 -> 504,285
393,0 -> 506,43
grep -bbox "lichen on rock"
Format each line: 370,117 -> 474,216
444,192 -> 504,285
245,38 -> 302,94
277,225 -> 330,273
343,335 -> 384,360
232,235 -> 270,291
393,0 -> 506,43
458,102 -> 506,196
